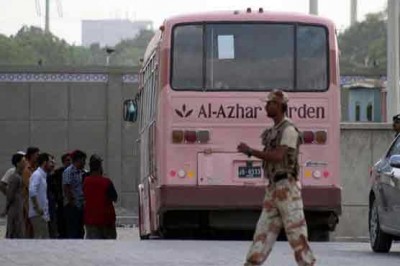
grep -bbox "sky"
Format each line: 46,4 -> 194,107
0,0 -> 387,45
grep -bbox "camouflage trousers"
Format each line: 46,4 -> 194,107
244,178 -> 316,266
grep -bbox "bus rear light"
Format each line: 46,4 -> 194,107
172,129 -> 210,144
301,130 -> 327,144
304,169 -> 312,178
184,131 -> 197,143
312,170 -> 321,179
169,170 -> 177,177
323,170 -> 330,178
197,130 -> 210,143
304,169 -> 330,179
177,169 -> 186,178
315,131 -> 327,144
172,130 -> 184,143
187,170 -> 194,178
302,131 -> 315,144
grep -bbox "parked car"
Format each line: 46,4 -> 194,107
369,135 -> 400,252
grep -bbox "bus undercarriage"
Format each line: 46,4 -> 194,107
138,185 -> 341,241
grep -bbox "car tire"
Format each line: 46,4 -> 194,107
369,199 -> 392,253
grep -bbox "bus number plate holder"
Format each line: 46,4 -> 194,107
238,161 -> 262,178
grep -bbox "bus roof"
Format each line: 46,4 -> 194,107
162,10 -> 335,28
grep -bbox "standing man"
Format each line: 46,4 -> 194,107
0,151 -> 26,196
237,90 -> 315,266
22,146 -> 40,238
2,152 -> 26,238
29,153 -> 54,239
392,114 -> 400,137
47,153 -> 71,238
63,150 -> 86,239
83,154 -> 118,239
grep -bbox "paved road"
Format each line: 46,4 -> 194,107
0,228 -> 399,266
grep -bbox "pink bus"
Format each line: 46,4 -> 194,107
124,8 -> 341,241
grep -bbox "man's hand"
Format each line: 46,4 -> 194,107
237,142 -> 251,155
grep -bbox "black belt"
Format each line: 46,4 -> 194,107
272,173 -> 289,183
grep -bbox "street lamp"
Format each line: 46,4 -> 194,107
105,47 -> 115,66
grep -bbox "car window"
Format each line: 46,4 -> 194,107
386,136 -> 400,158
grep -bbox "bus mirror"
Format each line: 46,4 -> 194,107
123,99 -> 138,122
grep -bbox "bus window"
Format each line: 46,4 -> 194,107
172,25 -> 203,89
206,23 -> 294,90
297,25 -> 328,91
172,23 -> 328,91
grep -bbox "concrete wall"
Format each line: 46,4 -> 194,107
334,123 -> 393,239
0,67 -> 140,215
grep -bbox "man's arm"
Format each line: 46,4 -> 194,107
29,174 -> 44,216
237,125 -> 298,163
30,196 -> 44,216
237,143 -> 288,163
0,168 -> 15,196
0,181 -> 7,196
5,177 -> 18,213
106,181 -> 118,202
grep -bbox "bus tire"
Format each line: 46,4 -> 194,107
369,199 -> 392,253
308,229 -> 330,242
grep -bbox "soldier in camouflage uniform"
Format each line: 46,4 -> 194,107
237,90 -> 316,266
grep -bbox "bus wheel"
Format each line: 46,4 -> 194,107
308,229 -> 330,242
369,199 -> 392,252
158,226 -> 174,239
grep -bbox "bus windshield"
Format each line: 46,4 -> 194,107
172,23 -> 328,91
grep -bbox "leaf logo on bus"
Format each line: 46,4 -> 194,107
175,104 -> 194,118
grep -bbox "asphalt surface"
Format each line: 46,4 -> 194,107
0,226 -> 399,266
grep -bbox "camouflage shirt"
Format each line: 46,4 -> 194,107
261,118 -> 300,180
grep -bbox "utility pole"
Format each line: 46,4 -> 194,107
45,0 -> 50,33
350,0 -> 357,26
387,0 -> 400,120
309,0 -> 318,15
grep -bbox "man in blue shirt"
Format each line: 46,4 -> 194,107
62,150 -> 86,239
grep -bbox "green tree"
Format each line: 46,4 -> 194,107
0,26 -> 155,67
13,26 -> 71,65
338,11 -> 386,75
110,30 -> 155,66
0,34 -> 35,65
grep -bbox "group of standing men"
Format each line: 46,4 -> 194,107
1,148 -> 118,240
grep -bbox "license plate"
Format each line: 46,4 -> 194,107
238,166 -> 262,178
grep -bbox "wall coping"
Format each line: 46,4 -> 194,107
340,122 -> 392,130
0,66 -> 139,73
